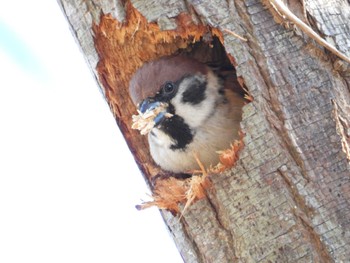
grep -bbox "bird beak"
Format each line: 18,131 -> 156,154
139,98 -> 168,126
139,98 -> 159,113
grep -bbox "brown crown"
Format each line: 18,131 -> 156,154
129,55 -> 208,106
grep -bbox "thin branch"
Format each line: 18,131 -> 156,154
222,28 -> 248,42
269,0 -> 350,64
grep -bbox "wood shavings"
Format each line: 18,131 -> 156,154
136,134 -> 245,214
136,177 -> 188,213
131,103 -> 172,135
209,134 -> 245,174
242,87 -> 254,102
179,153 -> 211,218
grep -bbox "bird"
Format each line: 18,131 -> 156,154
129,55 -> 245,174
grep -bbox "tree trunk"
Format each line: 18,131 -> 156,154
57,0 -> 350,262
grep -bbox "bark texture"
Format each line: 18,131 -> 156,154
58,0 -> 350,262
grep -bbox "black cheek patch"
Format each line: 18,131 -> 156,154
160,116 -> 193,150
167,103 -> 175,115
182,79 -> 207,105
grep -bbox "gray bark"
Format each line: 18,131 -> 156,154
58,0 -> 350,262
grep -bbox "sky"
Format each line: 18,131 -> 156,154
0,1 -> 182,262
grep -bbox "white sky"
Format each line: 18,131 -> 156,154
0,1 -> 182,262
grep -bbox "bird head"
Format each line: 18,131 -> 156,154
129,55 -> 223,130
129,55 -> 244,173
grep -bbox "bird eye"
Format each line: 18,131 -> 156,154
163,82 -> 175,94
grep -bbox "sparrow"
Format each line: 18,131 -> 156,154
129,55 -> 245,174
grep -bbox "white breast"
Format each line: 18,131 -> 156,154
148,90 -> 244,173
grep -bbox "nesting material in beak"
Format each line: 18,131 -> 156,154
132,102 -> 173,135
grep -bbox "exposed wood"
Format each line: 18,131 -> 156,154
58,0 -> 350,262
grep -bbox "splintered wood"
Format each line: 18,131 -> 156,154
93,2 -> 220,110
138,137 -> 245,214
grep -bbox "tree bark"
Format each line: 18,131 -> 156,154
57,0 -> 350,262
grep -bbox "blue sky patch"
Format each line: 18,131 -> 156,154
0,19 -> 45,78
